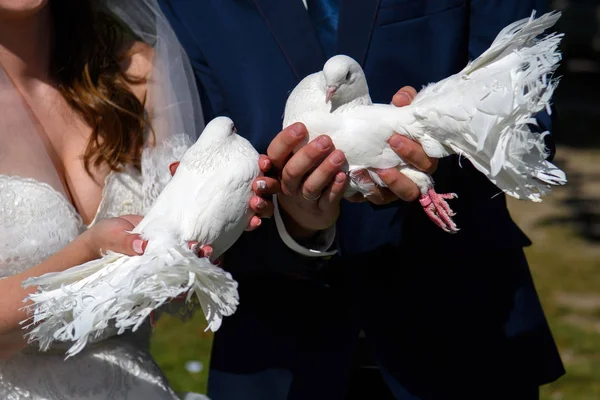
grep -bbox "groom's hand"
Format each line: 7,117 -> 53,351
347,86 -> 437,205
267,123 -> 347,239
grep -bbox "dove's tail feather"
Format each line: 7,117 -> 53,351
464,10 -> 562,74
408,10 -> 566,202
22,246 -> 238,359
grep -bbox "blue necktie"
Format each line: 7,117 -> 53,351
306,0 -> 341,58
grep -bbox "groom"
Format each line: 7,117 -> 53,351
160,0 -> 564,399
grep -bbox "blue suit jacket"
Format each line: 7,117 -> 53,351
159,1 -> 564,397
159,0 -> 554,268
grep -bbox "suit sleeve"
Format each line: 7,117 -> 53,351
468,0 -> 556,161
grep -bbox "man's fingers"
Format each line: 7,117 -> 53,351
280,135 -> 333,195
169,161 -> 180,176
266,123 -> 308,170
388,134 -> 438,174
375,168 -> 420,202
320,171 -> 347,209
301,150 -> 345,201
391,86 -> 417,107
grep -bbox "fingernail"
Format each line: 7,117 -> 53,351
202,246 -> 213,258
389,134 -> 403,148
133,239 -> 145,255
261,159 -> 270,169
291,124 -> 305,137
316,136 -> 331,150
255,179 -> 267,191
255,198 -> 266,209
335,172 -> 345,183
331,152 -> 344,165
396,91 -> 411,102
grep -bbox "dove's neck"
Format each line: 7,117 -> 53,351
331,93 -> 372,113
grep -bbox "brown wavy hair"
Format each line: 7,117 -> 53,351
49,0 -> 152,175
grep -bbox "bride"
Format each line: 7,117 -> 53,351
0,0 -> 275,398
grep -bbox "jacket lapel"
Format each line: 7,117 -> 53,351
337,0 -> 380,66
251,0 -> 381,78
252,0 -> 326,80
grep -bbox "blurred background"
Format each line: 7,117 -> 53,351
149,2 -> 600,398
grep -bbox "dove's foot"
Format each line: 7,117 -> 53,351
420,188 -> 459,233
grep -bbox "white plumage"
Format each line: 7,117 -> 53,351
283,11 -> 567,232
22,116 -> 260,358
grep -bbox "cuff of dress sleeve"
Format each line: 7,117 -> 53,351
273,194 -> 337,257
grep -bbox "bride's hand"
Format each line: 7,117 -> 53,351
83,216 -> 219,264
81,215 -> 148,258
169,154 -> 280,231
246,154 -> 280,230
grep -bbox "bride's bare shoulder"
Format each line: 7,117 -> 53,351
117,41 -> 154,102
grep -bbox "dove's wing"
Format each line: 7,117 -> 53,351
347,103 -> 452,159
302,110 -> 402,170
179,153 -> 259,256
134,136 -> 259,249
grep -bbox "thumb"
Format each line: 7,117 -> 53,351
120,233 -> 147,256
115,215 -> 147,256
89,217 -> 148,257
391,86 -> 417,107
93,230 -> 147,258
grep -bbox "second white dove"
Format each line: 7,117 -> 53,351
283,11 -> 567,233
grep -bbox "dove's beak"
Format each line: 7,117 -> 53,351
326,86 -> 337,103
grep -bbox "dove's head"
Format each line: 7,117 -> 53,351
200,116 -> 237,142
322,55 -> 368,107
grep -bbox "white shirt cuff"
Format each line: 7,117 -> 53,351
273,194 -> 337,257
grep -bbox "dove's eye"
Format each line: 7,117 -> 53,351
345,71 -> 351,81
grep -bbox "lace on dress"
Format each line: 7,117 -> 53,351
0,88 -> 195,400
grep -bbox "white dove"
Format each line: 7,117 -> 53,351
283,55 -> 379,198
22,116 -> 260,358
283,11 -> 567,233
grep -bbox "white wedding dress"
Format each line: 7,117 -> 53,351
0,137 -> 206,399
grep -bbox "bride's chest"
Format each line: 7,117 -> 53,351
0,176 -> 84,278
27,93 -> 106,224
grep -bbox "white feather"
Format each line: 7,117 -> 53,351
284,10 -> 567,204
22,116 -> 260,358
